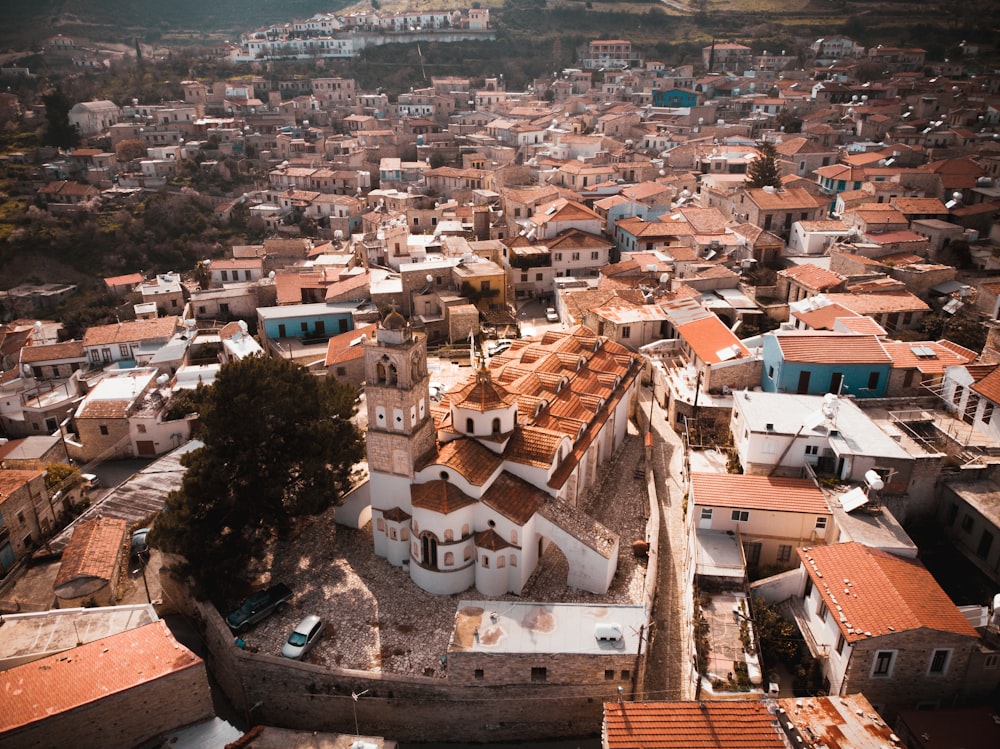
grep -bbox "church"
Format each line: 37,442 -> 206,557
362,310 -> 640,596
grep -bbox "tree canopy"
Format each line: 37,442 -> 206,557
745,141 -> 782,189
151,356 -> 364,597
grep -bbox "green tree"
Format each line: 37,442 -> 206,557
745,141 -> 782,189
44,462 -> 80,491
151,356 -> 364,598
919,309 -> 987,353
42,89 -> 80,149
752,597 -> 800,671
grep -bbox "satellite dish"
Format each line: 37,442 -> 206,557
239,320 -> 249,333
426,274 -> 433,284
268,270 -> 276,279
156,374 -> 169,386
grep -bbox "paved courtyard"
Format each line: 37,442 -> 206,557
226,421 -> 651,677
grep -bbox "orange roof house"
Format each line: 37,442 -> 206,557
0,621 -> 212,747
53,516 -> 127,606
604,699 -> 786,749
789,541 -> 988,721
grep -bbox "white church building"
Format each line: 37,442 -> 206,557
361,311 -> 640,596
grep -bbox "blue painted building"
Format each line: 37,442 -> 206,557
761,332 -> 891,398
257,301 -> 357,353
652,88 -> 699,108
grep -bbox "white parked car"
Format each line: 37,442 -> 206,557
487,338 -> 514,356
281,614 -> 325,660
545,307 -> 559,322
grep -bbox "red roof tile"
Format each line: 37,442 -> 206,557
0,621 -> 203,733
798,542 -> 980,643
603,700 -> 786,749
480,472 -> 546,525
54,516 -> 127,593
411,479 -> 478,514
691,473 -> 830,514
774,333 -> 891,365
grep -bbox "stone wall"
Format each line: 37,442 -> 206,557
169,583 -> 617,742
844,630 -> 978,722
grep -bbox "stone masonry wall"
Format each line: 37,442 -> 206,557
0,664 -> 212,749
843,629 -> 978,722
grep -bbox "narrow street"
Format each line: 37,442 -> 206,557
640,385 -> 694,702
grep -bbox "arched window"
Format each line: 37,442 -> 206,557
388,363 -> 398,385
376,517 -> 385,532
401,528 -> 410,541
510,554 -> 517,567
497,555 -> 505,568
510,530 -> 518,544
376,362 -> 387,384
466,417 -> 475,434
492,417 -> 501,434
444,528 -> 454,541
481,555 -> 490,568
464,546 -> 472,561
461,523 -> 470,537
444,551 -> 454,565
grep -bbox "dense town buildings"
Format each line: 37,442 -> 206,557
4,8 -> 1000,746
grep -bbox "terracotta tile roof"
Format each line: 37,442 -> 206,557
210,258 -> 263,270
747,186 -> 823,210
792,301 -> 859,330
676,315 -> 749,365
54,516 -> 127,590
531,197 -> 601,225
78,399 -> 131,418
603,700 -> 786,749
546,227 -> 613,250
503,426 -> 565,469
103,273 -> 144,288
324,323 -> 376,367
411,479 -> 478,514
0,620 -> 203,734
82,317 -> 178,347
0,469 -> 44,505
617,216 -> 695,238
881,340 -> 977,375
19,340 -> 85,363
834,316 -> 887,336
474,528 -> 511,551
890,197 -> 950,215
971,366 -> 1000,403
451,369 -> 518,412
798,542 -> 980,643
428,439 -> 504,487
824,291 -> 929,315
774,333 -> 890,365
479,472 -> 547,526
677,207 -> 730,234
382,506 -> 411,522
779,264 -> 844,291
691,473 -> 830,515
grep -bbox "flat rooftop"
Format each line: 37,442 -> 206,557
0,604 -> 158,669
450,601 -> 646,655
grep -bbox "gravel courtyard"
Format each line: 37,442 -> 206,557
233,422 -> 651,678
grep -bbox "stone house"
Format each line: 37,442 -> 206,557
53,516 -> 127,607
0,621 -> 212,749
0,469 -> 55,576
775,542 -> 994,721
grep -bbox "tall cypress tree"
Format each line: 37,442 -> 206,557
745,141 -> 782,189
